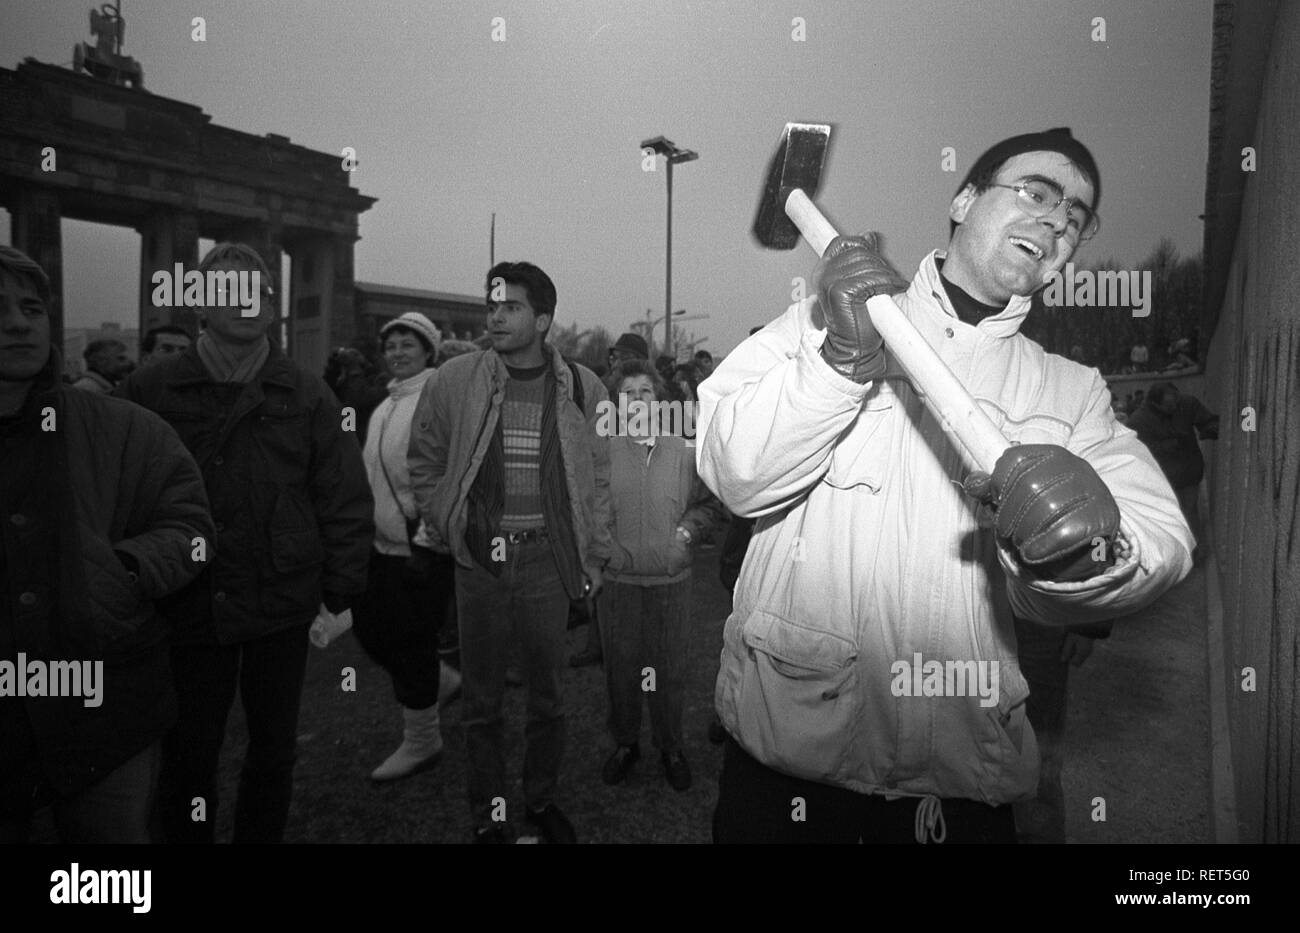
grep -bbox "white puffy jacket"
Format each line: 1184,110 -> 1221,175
696,250 -> 1193,808
363,368 -> 434,557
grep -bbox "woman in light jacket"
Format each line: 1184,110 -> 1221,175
598,360 -> 725,792
352,312 -> 458,781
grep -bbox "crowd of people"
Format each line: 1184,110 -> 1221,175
3,127 -> 1217,846
1021,303 -> 1203,376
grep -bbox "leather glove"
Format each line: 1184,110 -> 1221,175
403,544 -> 439,589
963,444 -> 1121,582
814,234 -> 910,383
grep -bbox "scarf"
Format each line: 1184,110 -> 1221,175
196,333 -> 271,383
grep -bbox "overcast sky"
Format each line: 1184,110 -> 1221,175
3,0 -> 1213,355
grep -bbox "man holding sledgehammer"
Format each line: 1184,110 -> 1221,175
697,128 -> 1193,843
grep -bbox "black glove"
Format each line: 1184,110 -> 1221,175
814,234 -> 910,383
964,444 -> 1121,582
403,545 -> 439,589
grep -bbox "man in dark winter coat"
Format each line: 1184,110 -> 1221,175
0,245 -> 214,843
119,242 -> 373,843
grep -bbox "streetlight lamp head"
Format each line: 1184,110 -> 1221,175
640,136 -> 698,164
640,136 -> 674,156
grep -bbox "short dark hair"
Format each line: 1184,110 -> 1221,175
486,261 -> 556,321
198,242 -> 276,296
84,338 -> 126,362
693,350 -> 713,362
0,244 -> 52,308
604,358 -> 668,402
142,325 -> 191,353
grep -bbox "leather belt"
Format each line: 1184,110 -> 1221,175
504,528 -> 549,545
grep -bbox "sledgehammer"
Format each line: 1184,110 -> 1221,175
753,122 -> 1010,474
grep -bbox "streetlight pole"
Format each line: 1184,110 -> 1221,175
665,157 -> 673,358
633,307 -> 687,356
641,136 -> 697,359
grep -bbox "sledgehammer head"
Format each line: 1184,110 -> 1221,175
753,123 -> 831,250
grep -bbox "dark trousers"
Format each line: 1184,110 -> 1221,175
157,622 -> 311,844
352,549 -> 453,709
0,742 -> 161,844
457,540 -> 571,826
713,737 -> 1017,844
598,577 -> 692,752
1013,617 -> 1069,843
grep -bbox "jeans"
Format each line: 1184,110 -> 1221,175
457,540 -> 571,826
0,742 -> 161,844
713,737 -> 1017,844
352,549 -> 452,709
156,622 -> 311,844
1012,616 -> 1069,844
598,577 -> 692,752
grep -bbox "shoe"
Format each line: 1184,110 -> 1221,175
601,743 -> 641,785
569,649 -> 602,668
525,803 -> 576,844
662,750 -> 692,792
473,823 -> 512,844
369,706 -> 443,781
707,716 -> 727,745
437,662 -> 462,708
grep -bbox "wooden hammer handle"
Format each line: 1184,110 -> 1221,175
784,188 -> 1010,474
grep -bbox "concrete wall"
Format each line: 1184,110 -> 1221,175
1202,0 -> 1300,843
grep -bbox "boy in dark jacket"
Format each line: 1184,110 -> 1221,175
0,245 -> 214,843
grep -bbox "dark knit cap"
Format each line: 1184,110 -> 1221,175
611,332 -> 650,360
958,127 -> 1100,208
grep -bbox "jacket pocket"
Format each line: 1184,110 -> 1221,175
824,396 -> 894,492
976,658 -> 1038,797
267,488 -> 325,573
255,403 -> 313,475
78,522 -> 146,650
986,407 -> 1073,448
734,610 -> 859,783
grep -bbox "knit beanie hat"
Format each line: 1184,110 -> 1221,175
380,312 -> 442,355
958,127 -> 1100,208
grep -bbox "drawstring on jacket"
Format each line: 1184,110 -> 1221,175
914,795 -> 947,844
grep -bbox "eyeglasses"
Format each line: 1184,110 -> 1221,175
986,178 -> 1100,242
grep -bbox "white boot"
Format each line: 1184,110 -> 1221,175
438,662 -> 462,708
370,706 -> 443,782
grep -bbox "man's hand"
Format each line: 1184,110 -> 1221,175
1060,633 -> 1096,666
583,564 -> 604,600
814,234 -> 910,383
963,444 -> 1121,582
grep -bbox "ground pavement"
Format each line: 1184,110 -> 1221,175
208,550 -> 1211,844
